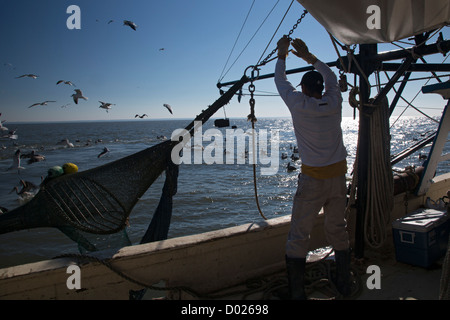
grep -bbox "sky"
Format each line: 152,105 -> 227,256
0,0 -> 449,123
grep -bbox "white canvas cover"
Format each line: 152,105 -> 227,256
297,0 -> 450,45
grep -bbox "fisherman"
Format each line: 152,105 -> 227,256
275,36 -> 351,299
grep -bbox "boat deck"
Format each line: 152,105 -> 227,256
153,235 -> 446,301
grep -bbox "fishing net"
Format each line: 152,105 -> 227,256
0,76 -> 248,249
0,140 -> 175,235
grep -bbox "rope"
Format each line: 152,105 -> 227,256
54,253 -> 204,299
329,34 -> 349,74
363,97 -> 394,248
247,70 -> 268,221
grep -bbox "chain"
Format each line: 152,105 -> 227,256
245,9 -> 308,121
244,10 -> 308,222
256,9 -> 308,68
248,83 -> 257,123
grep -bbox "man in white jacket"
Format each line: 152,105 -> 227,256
275,36 -> 351,299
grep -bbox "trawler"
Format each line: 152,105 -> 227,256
0,0 -> 449,300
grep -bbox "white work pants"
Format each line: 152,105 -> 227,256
286,173 -> 349,259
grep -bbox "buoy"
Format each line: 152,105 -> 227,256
63,163 -> 78,174
48,166 -> 64,178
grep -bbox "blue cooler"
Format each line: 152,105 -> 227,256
392,208 -> 449,268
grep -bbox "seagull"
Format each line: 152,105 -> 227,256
163,103 -> 173,114
98,147 -> 110,158
108,19 -> 114,24
21,150 -> 45,164
56,138 -> 74,148
159,48 -> 165,51
287,162 -> 297,172
7,149 -> 25,173
11,179 -> 39,196
4,63 -> 15,70
11,179 -> 39,204
99,101 -> 115,113
3,128 -> 18,140
0,120 -> 8,132
123,20 -> 137,31
57,80 -> 76,86
60,103 -> 71,108
71,89 -> 88,104
16,74 -> 38,79
135,114 -> 148,118
28,100 -> 56,108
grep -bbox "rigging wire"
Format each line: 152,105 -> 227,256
389,52 -> 449,127
255,0 -> 295,66
218,0 -> 256,83
218,0 -> 281,83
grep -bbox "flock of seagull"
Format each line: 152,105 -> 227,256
8,18 -> 172,118
0,18 -> 178,205
16,74 -> 173,116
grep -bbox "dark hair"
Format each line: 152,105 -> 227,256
300,71 -> 324,94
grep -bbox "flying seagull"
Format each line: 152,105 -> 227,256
11,179 -> 39,196
0,120 -> 8,132
163,103 -> 173,114
108,20 -> 114,24
3,128 -> 18,140
16,74 -> 38,79
71,89 -> 88,104
135,114 -> 148,118
99,101 -> 115,113
57,80 -> 76,86
7,149 -> 25,173
28,101 -> 56,108
98,147 -> 110,158
123,20 -> 137,31
4,63 -> 15,70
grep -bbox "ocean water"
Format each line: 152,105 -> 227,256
0,116 -> 447,268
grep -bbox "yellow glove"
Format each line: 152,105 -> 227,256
277,36 -> 290,59
292,38 -> 318,65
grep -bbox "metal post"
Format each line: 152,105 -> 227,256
354,44 -> 377,259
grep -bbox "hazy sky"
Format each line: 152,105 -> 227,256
1,0 -> 449,123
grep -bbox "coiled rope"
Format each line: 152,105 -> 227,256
363,97 -> 394,248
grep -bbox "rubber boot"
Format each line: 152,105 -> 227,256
334,249 -> 351,297
285,256 -> 307,300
